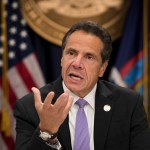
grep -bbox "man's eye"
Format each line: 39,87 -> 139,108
69,51 -> 74,55
67,50 -> 76,56
87,55 -> 93,60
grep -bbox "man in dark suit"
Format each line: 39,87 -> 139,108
14,21 -> 150,150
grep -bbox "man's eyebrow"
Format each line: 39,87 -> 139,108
65,48 -> 78,52
86,52 -> 95,55
85,52 -> 97,57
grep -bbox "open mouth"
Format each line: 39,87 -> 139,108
69,73 -> 83,81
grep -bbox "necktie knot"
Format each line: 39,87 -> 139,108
75,99 -> 88,108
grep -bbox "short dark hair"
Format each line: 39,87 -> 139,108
62,21 -> 112,63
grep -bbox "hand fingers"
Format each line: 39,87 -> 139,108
32,88 -> 73,117
54,92 -> 69,111
32,87 -> 42,111
54,91 -> 74,115
43,91 -> 55,109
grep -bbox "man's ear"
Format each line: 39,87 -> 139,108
99,61 -> 108,77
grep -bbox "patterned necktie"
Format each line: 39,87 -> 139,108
74,99 -> 90,150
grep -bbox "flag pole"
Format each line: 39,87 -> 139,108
1,0 -> 11,136
143,0 -> 149,121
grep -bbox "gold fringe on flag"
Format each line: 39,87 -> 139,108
143,0 -> 149,121
1,0 -> 11,136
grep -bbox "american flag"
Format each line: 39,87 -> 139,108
0,0 -> 45,149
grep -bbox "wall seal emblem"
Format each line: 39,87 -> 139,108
20,0 -> 130,45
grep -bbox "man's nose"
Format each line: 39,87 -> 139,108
72,56 -> 83,69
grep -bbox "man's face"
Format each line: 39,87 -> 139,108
61,31 -> 108,97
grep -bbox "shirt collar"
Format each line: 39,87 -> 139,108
62,81 -> 97,110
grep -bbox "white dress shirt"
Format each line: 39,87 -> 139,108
63,82 -> 96,150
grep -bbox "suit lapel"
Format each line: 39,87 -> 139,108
94,80 -> 114,150
51,78 -> 72,150
59,116 -> 72,150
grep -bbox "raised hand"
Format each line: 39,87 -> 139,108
32,87 -> 74,134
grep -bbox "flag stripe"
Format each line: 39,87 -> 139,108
0,87 -> 16,139
0,87 -> 5,112
16,60 -> 37,92
8,85 -> 17,109
133,76 -> 143,89
23,54 -> 45,88
124,58 -> 143,87
7,67 -> 29,99
0,81 -> 17,110
1,135 -> 14,150
109,67 -> 128,87
0,134 -> 8,150
120,50 -> 143,77
0,88 -> 15,150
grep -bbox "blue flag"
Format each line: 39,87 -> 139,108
110,0 -> 143,94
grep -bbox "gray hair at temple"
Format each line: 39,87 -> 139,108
62,21 -> 112,64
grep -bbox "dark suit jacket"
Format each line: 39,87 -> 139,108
14,77 -> 150,150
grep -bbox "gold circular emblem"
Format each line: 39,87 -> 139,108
20,0 -> 130,46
